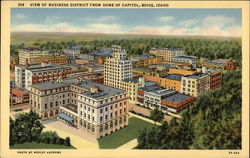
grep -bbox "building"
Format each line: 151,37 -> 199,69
60,63 -> 86,75
64,46 -> 81,55
168,67 -> 197,76
104,46 -> 145,102
82,63 -> 103,73
161,93 -> 195,113
181,73 -> 210,97
149,48 -> 185,62
15,62 -> 67,90
120,77 -> 145,102
19,48 -> 49,65
172,55 -> 197,67
130,55 -> 163,67
202,68 -> 222,90
133,67 -> 168,83
144,88 -> 176,110
29,78 -> 129,138
203,59 -> 237,71
34,56 -> 68,65
137,85 -> 162,104
10,88 -> 29,106
159,74 -> 183,92
10,56 -> 19,71
104,45 -> 133,87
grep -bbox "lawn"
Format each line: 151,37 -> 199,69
98,117 -> 154,149
10,142 -> 76,149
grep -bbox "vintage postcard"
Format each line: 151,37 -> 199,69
1,0 -> 249,158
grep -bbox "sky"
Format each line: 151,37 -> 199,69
11,8 -> 242,37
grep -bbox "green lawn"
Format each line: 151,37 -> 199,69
98,117 -> 154,149
10,142 -> 76,149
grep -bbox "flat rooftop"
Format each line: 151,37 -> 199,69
31,81 -> 68,91
163,93 -> 192,104
145,81 -> 157,87
139,85 -> 162,92
162,74 -> 183,81
185,73 -> 207,79
61,104 -> 77,113
204,62 -> 225,66
173,56 -> 197,60
147,88 -> 176,96
79,80 -> 126,100
18,63 -> 65,72
31,79 -> 126,100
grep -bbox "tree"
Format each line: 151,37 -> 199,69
11,110 -> 44,144
150,108 -> 164,125
65,137 -> 71,146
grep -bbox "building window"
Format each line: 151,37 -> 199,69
84,121 -> 86,128
92,117 -> 95,122
105,107 -> 108,111
105,124 -> 108,130
87,123 -> 90,130
100,109 -> 103,113
92,109 -> 94,113
115,111 -> 117,116
124,108 -> 126,112
105,115 -> 108,120
100,116 -> 103,122
92,126 -> 95,132
110,105 -> 113,110
124,116 -> 126,122
45,104 -> 47,109
119,118 -> 122,124
99,125 -> 103,132
50,102 -> 53,107
115,119 -> 118,126
110,121 -> 113,128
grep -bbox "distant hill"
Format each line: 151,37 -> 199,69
11,32 -> 241,46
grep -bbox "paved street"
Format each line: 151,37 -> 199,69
128,101 -> 174,123
10,104 -> 29,112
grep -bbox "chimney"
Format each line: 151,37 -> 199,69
25,58 -> 29,69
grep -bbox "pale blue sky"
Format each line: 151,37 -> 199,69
11,8 -> 242,37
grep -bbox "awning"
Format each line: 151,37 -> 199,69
58,113 -> 74,122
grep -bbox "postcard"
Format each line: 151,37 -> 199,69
1,0 -> 249,158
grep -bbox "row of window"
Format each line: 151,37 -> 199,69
99,116 -> 127,132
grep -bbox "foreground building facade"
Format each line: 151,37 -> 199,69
29,78 -> 129,138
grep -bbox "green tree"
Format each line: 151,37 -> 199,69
65,137 -> 71,146
150,108 -> 164,125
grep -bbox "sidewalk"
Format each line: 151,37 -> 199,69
117,138 -> 138,149
44,121 -> 98,149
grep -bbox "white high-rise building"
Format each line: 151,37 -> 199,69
104,45 -> 145,102
104,45 -> 133,89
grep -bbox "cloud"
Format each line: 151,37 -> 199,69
11,14 -> 241,37
179,19 -> 199,27
82,15 -> 117,23
14,13 -> 25,20
201,15 -> 235,27
11,22 -> 124,34
45,16 -> 61,23
157,16 -> 174,22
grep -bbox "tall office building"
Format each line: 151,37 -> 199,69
104,45 -> 133,89
104,46 -> 144,102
